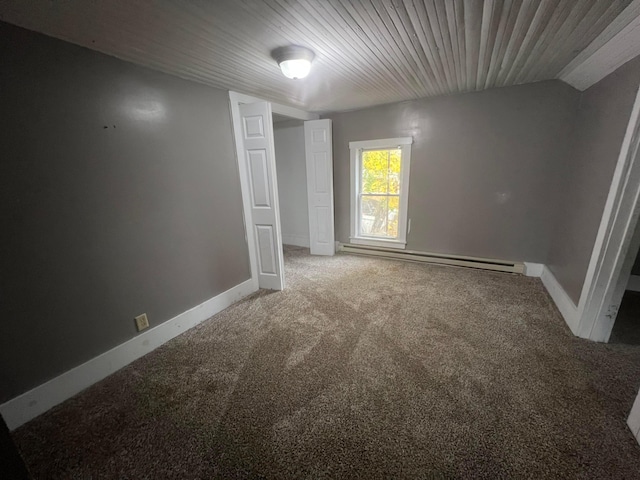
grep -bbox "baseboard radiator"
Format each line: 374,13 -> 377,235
339,244 -> 525,274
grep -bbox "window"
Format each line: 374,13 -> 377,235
349,137 -> 412,249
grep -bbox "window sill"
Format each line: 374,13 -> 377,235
349,237 -> 407,250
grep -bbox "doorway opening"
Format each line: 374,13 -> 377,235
574,84 -> 640,343
608,232 -> 640,345
273,114 -> 309,250
229,92 -> 335,292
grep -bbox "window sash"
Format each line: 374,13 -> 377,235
358,195 -> 401,238
357,147 -> 402,239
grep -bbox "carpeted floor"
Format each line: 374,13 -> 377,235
12,247 -> 640,478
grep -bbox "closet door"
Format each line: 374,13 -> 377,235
304,119 -> 335,256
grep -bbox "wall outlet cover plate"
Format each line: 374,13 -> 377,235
135,313 -> 149,332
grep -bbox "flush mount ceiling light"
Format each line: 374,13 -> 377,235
272,45 -> 315,80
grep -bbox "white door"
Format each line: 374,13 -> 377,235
239,101 -> 285,290
304,119 -> 335,255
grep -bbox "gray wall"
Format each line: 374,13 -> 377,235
274,122 -> 309,247
0,22 -> 250,402
547,56 -> 640,304
325,81 -> 580,262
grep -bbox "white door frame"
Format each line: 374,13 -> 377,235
229,91 -> 318,288
575,84 -> 640,342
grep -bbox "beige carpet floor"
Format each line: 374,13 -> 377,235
12,247 -> 640,479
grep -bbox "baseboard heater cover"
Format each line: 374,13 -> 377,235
339,244 -> 525,274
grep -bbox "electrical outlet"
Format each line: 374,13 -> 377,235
135,313 -> 149,332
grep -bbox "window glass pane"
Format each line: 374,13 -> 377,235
389,149 -> 401,194
361,150 -> 389,194
387,195 -> 399,237
360,195 -> 400,238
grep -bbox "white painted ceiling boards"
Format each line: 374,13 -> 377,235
1,0 -> 638,112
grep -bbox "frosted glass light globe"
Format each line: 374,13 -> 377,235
279,58 -> 312,79
273,45 -> 315,80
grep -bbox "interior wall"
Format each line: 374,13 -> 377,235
325,81 -> 580,262
546,56 -> 640,304
0,22 -> 251,402
274,122 -> 309,247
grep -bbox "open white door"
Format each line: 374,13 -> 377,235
239,101 -> 285,290
304,119 -> 335,255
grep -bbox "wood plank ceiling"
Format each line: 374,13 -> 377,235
0,0 -> 633,112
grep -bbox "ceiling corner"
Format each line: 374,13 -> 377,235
559,0 -> 640,91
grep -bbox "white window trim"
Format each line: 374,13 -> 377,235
349,137 -> 412,249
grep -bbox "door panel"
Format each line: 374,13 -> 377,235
256,225 -> 277,275
305,119 -> 335,255
314,153 -> 329,193
317,207 -> 330,244
247,150 -> 270,207
240,101 -> 285,290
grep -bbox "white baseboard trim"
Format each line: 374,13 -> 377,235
282,234 -> 310,248
0,279 -> 257,431
626,274 -> 640,292
524,262 -> 544,277
628,388 -> 640,445
540,265 -> 579,334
